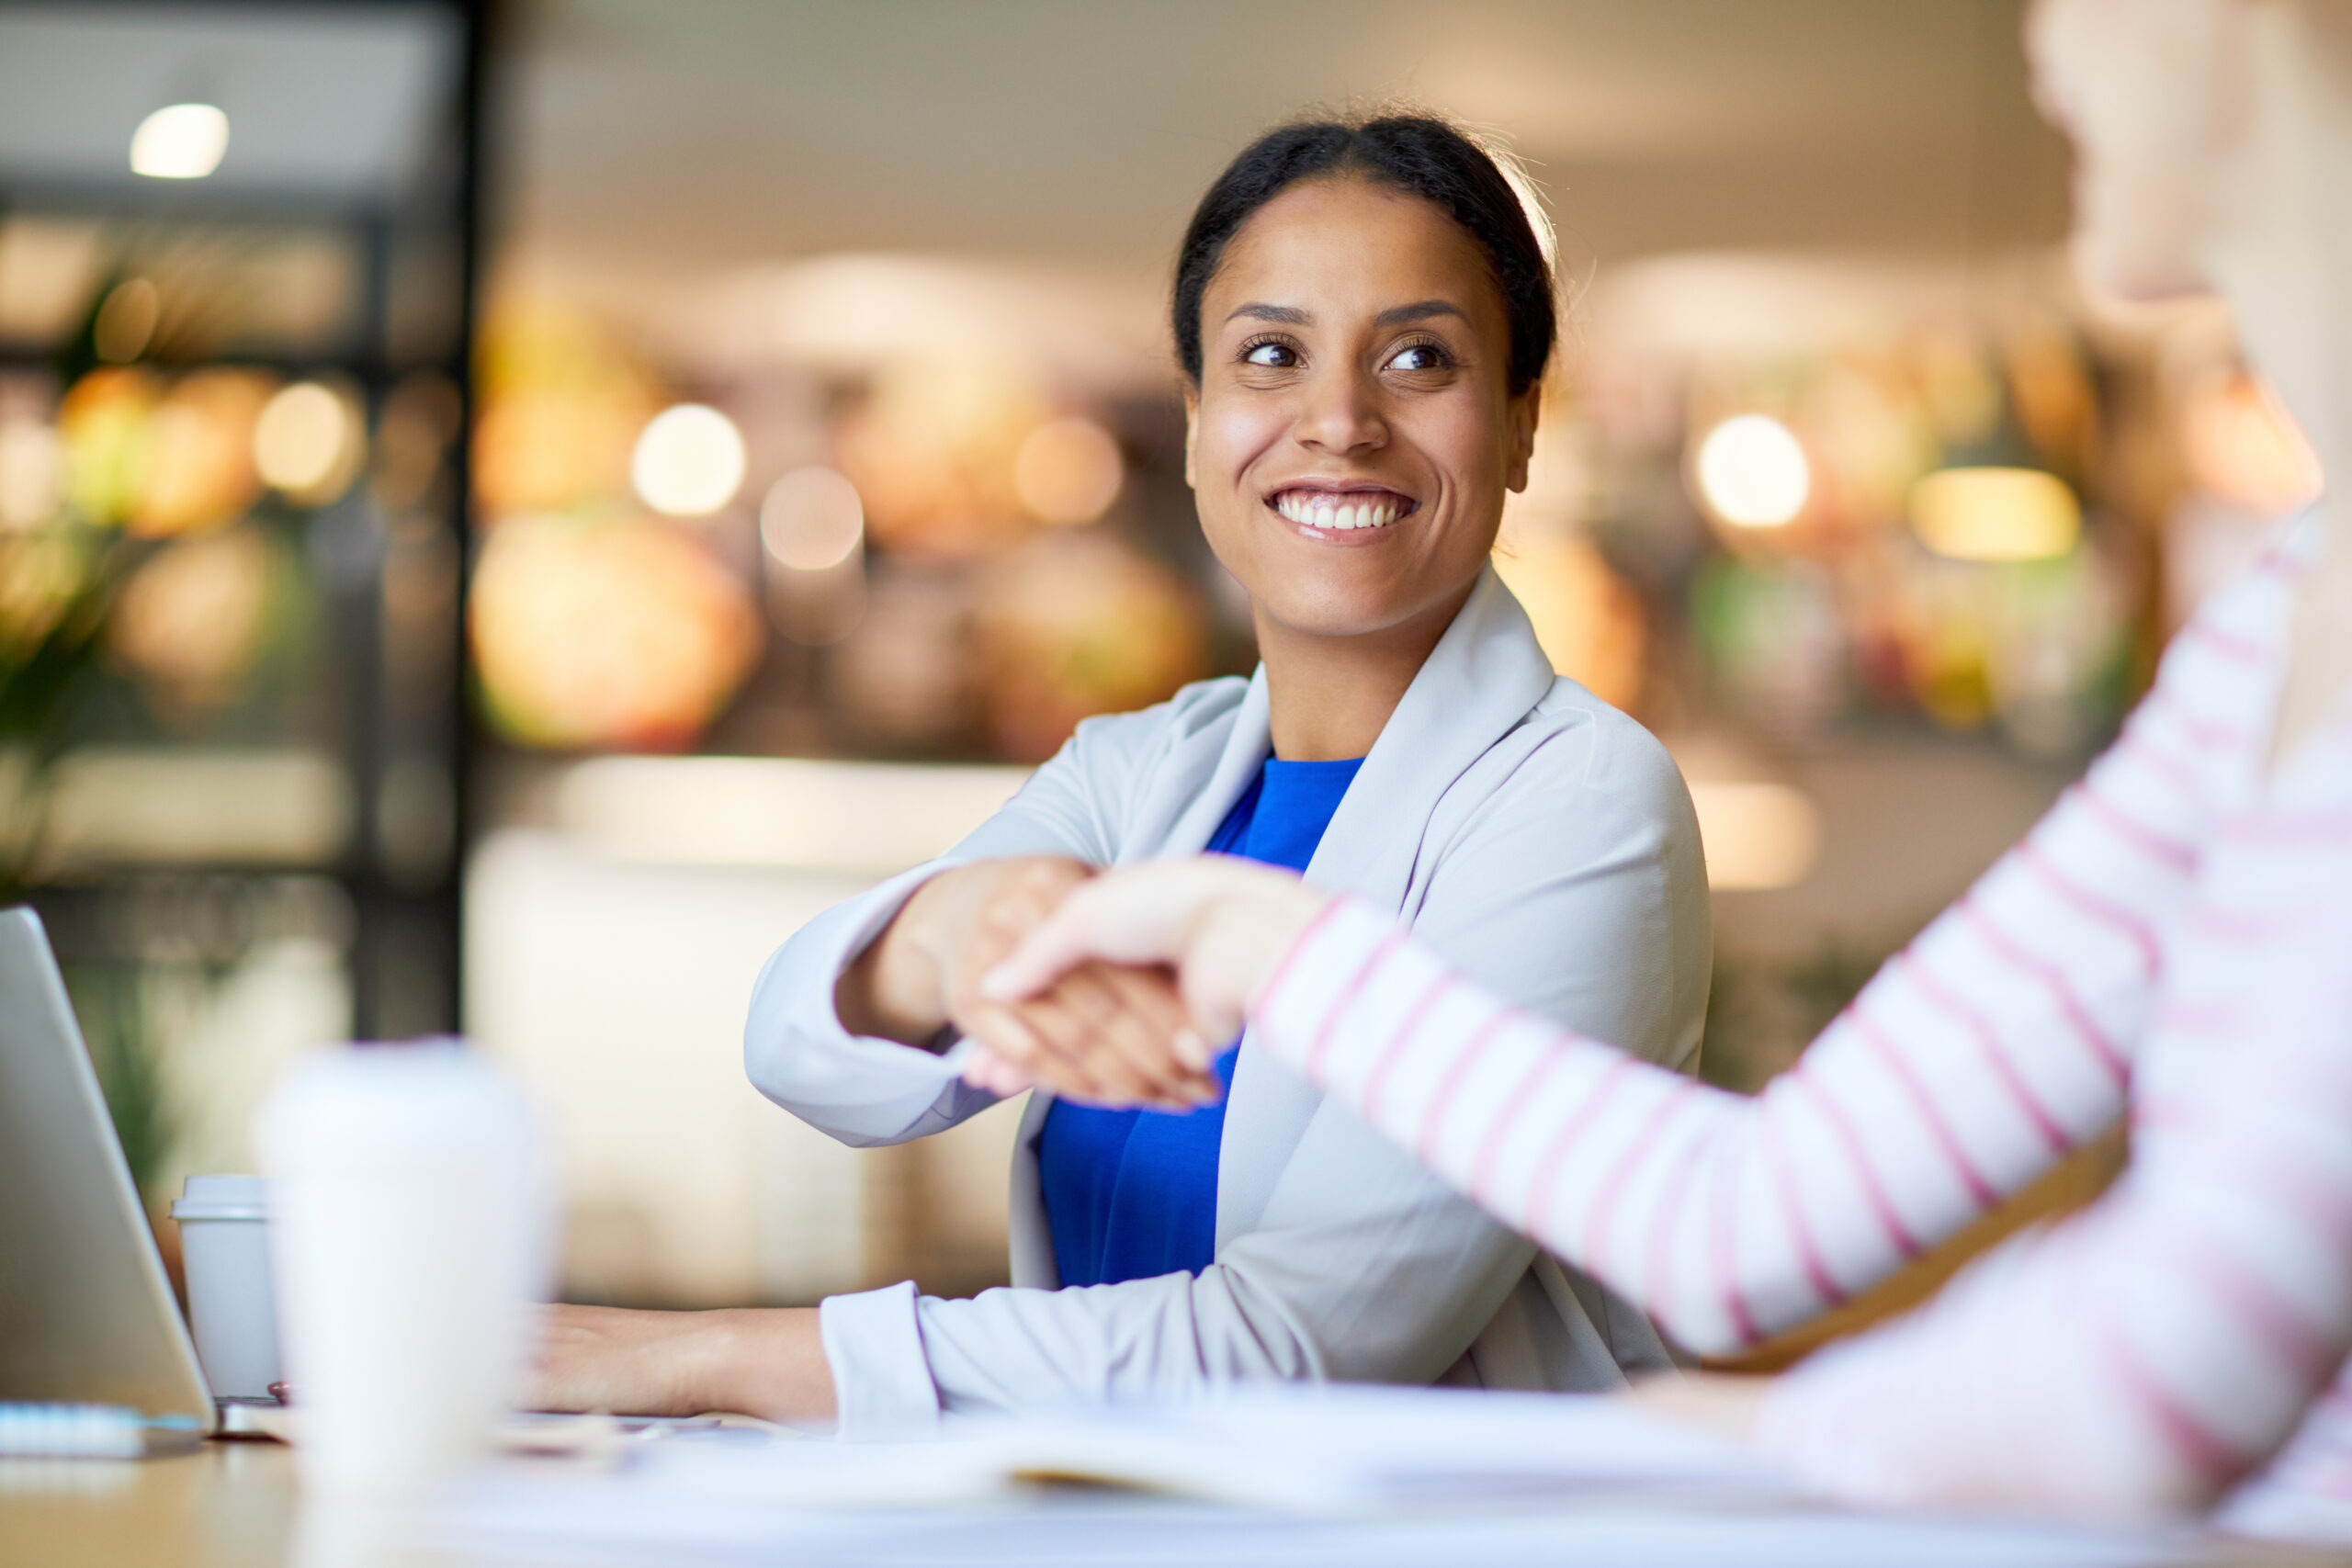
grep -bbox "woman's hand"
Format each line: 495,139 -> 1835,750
840,856 -> 1219,1108
529,1303 -> 835,1427
970,856 -> 1332,1102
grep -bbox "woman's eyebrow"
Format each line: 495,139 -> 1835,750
1226,302 -> 1311,325
1373,299 -> 1466,327
1223,300 -> 1467,328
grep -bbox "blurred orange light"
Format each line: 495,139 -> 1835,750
1012,417 -> 1123,525
130,105 -> 229,180
470,515 -> 761,750
1689,780 -> 1822,890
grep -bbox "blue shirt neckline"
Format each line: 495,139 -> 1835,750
1033,752 -> 1363,1289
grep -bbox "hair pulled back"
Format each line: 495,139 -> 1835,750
1171,113 -> 1557,397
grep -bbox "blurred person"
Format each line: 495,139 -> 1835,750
534,115 -> 1710,1432
968,0 -> 2352,1536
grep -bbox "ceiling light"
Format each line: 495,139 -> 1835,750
130,104 -> 230,180
630,404 -> 746,517
1693,413 -> 1809,529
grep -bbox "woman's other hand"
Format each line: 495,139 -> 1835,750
978,857 -> 1332,1081
529,1303 -> 835,1427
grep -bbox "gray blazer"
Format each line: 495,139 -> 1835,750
745,568 -> 1712,1437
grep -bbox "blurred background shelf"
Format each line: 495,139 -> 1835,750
0,0 -> 482,1253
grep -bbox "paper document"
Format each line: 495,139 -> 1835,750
975,1383 -> 1788,1513
428,1386 -> 2197,1567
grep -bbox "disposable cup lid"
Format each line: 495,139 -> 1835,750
170,1173 -> 268,1221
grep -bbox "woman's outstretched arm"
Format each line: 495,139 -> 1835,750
985,547 -> 2299,1354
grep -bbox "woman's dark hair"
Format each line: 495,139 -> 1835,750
1171,112 -> 1557,396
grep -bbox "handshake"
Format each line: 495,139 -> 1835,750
837,855 -> 1331,1111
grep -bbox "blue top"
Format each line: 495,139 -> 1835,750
1034,755 -> 1363,1287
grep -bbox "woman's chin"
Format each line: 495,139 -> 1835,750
1252,580 -> 1468,645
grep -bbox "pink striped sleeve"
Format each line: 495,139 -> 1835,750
1754,898 -> 2352,1517
1246,550 -> 2288,1355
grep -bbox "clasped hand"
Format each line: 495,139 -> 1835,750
880,856 -> 1217,1109
929,856 -> 1331,1110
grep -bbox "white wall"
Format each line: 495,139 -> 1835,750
464,758 -> 1031,1306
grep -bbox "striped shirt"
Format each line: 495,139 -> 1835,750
1251,521 -> 2352,1531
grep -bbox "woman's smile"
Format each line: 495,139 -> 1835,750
1266,481 -> 1421,543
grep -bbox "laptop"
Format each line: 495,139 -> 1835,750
0,906 -> 216,1440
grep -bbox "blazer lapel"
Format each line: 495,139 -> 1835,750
1127,671 -> 1274,863
1216,567 -> 1558,1245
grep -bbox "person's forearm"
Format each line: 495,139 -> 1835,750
834,871 -> 966,1046
695,1308 -> 838,1427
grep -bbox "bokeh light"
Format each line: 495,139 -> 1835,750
130,104 -> 230,180
254,381 -> 361,503
1012,416 -> 1123,525
470,514 -> 762,750
1693,413 -> 1810,529
1909,467 -> 2080,562
132,370 -> 272,536
759,467 -> 865,571
1689,780 -> 1822,890
629,403 -> 746,517
0,420 -> 61,528
108,525 -> 274,710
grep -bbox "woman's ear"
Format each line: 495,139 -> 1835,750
1182,384 -> 1201,490
1505,384 -> 1541,493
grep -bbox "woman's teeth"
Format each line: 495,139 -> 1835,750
1272,491 -> 1409,531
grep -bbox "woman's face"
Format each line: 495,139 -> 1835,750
2026,0 -> 2248,299
1185,177 -> 1537,646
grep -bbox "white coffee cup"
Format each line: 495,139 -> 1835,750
170,1175 -> 282,1401
256,1041 -> 549,1499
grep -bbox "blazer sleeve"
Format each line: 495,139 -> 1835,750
742,707 -> 1157,1149
818,703 -> 1712,1428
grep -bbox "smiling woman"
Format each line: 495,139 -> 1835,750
532,112 -> 1711,1435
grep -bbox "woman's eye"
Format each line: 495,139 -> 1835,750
1243,341 -> 1297,367
1386,343 -> 1450,372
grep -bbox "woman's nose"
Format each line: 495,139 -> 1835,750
1293,367 -> 1388,455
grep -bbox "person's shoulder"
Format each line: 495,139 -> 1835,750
1508,676 -> 1689,804
2154,510 -> 2312,691
1424,676 -> 1701,897
1061,674 -> 1251,764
